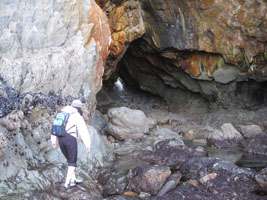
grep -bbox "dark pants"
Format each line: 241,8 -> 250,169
58,134 -> 78,167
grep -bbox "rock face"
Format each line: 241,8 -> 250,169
102,0 -> 145,80
0,0 -> 112,199
0,0 -> 110,101
100,0 -> 267,109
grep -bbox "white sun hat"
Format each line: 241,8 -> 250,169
71,99 -> 83,108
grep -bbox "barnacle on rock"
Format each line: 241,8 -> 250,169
0,132 -> 7,157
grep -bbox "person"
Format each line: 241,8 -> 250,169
51,99 -> 91,189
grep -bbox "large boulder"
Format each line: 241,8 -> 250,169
207,123 -> 243,148
107,107 -> 149,140
239,124 -> 263,139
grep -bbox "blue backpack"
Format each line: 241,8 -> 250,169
51,111 -> 70,137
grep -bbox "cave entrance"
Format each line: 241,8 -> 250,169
96,75 -> 168,115
98,38 -> 267,115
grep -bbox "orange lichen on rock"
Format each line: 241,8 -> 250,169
182,54 -> 224,79
198,0 -> 215,10
108,5 -> 128,56
85,0 -> 111,92
112,31 -> 127,44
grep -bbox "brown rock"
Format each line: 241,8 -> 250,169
103,0 -> 145,79
107,135 -> 116,143
104,0 -> 266,84
200,173 -> 217,184
187,179 -> 199,187
123,191 -> 138,197
129,164 -> 171,195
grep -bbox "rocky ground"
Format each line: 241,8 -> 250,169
1,81 -> 267,200
93,82 -> 267,200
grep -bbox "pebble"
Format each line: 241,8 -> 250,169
157,180 -> 178,196
139,192 -> 151,198
123,191 -> 137,197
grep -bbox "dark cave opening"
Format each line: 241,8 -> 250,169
100,38 -> 267,112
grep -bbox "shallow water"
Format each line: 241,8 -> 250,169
97,81 -> 267,171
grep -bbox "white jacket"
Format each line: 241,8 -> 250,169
51,106 -> 91,149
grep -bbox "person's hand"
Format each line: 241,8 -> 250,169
52,143 -> 57,148
86,147 -> 90,153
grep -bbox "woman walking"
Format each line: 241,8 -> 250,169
51,99 -> 91,189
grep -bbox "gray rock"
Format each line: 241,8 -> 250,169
157,172 -> 182,196
239,124 -> 262,138
139,192 -> 151,198
157,180 -> 178,197
152,127 -> 184,142
213,65 -> 240,84
262,121 -> 267,132
0,132 -> 7,157
147,110 -> 170,125
255,168 -> 267,190
242,133 -> 267,156
107,107 -> 149,140
208,123 -> 243,142
0,0 -> 110,100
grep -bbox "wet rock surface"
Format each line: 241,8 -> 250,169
0,2 -> 266,198
1,79 -> 267,199
94,83 -> 267,199
128,164 -> 171,195
0,92 -> 113,199
241,134 -> 267,156
255,168 -> 267,192
178,157 -> 263,200
0,78 -> 21,117
140,139 -> 205,169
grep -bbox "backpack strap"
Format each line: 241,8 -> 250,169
65,111 -> 77,136
66,125 -> 76,134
